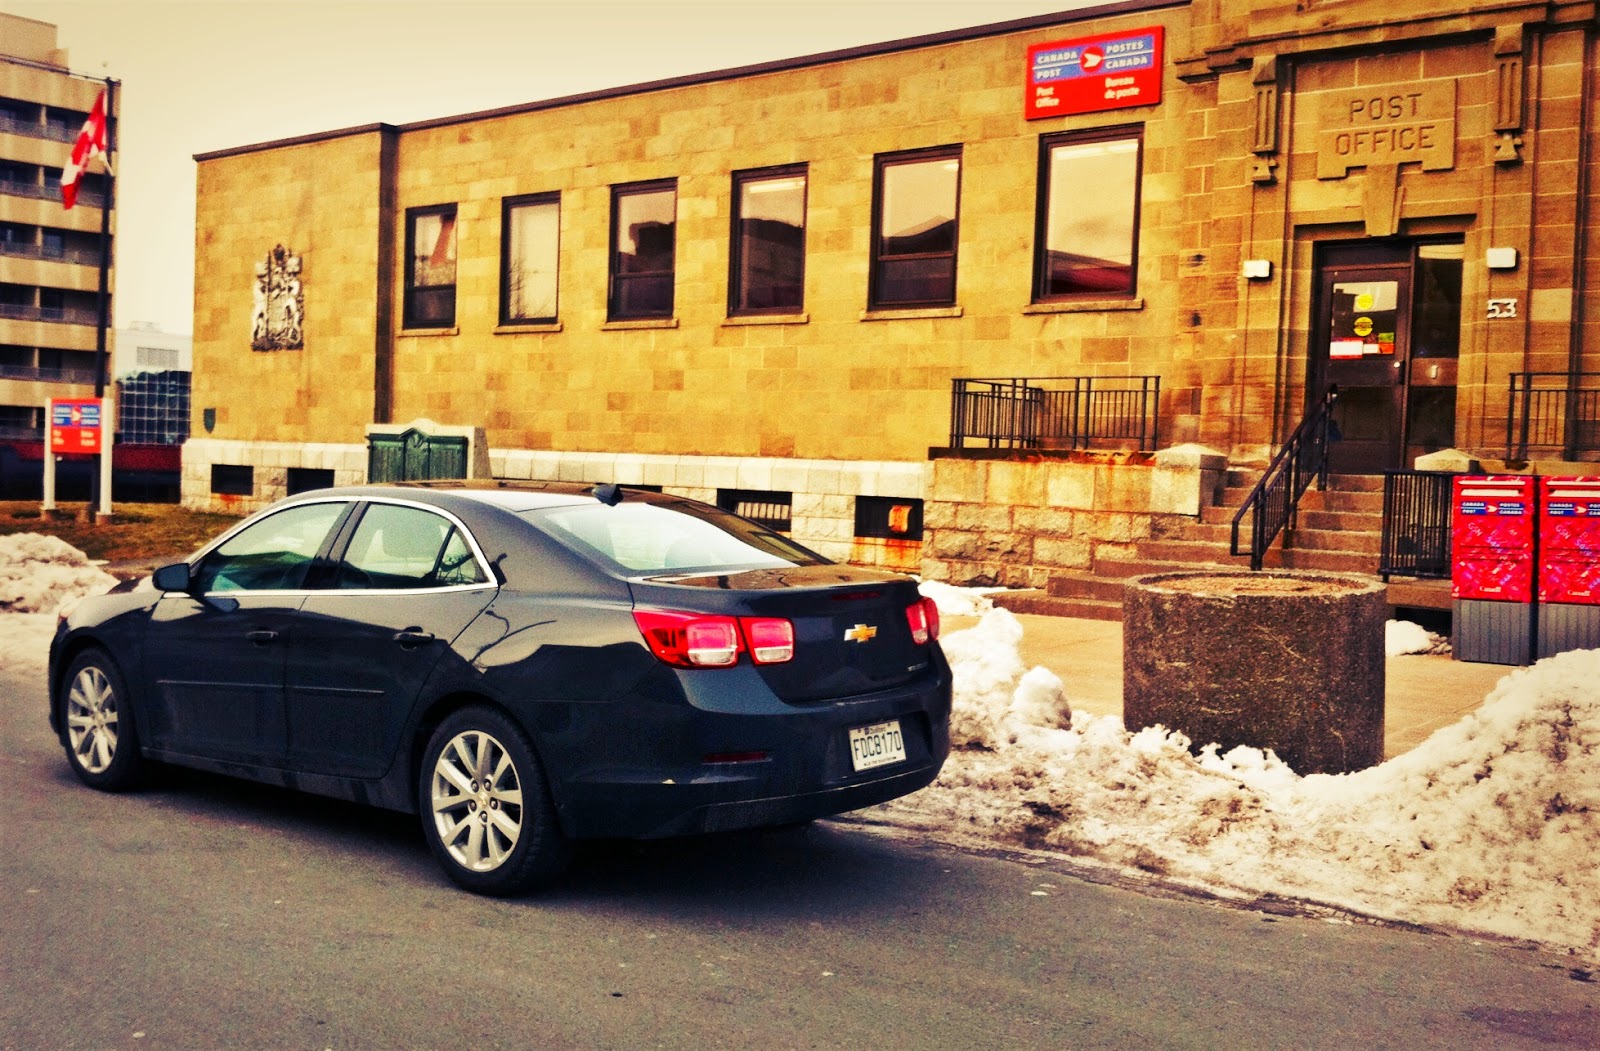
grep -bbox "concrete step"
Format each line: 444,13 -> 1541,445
1221,486 -> 1384,515
1172,519 -> 1382,553
1200,505 -> 1383,531
1046,571 -> 1129,603
990,589 -> 1124,621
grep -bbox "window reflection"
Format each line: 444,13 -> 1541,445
610,182 -> 676,319
731,168 -> 806,314
871,149 -> 961,308
1036,131 -> 1142,299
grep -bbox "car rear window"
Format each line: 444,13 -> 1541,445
531,500 -> 828,574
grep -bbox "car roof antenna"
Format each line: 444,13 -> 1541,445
593,483 -> 623,506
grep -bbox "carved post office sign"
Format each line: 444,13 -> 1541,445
1317,80 -> 1456,179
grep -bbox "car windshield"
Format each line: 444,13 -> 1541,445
530,499 -> 828,574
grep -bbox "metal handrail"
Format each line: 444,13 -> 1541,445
1229,386 -> 1339,571
1506,372 -> 1600,460
949,375 -> 1160,452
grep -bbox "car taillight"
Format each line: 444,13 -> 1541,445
906,597 -> 940,645
632,611 -> 795,667
741,617 -> 794,664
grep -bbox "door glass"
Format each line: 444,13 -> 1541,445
192,502 -> 345,593
337,503 -> 487,589
1413,243 -> 1463,359
1328,280 -> 1399,360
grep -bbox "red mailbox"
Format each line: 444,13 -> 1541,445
1451,475 -> 1536,602
1538,477 -> 1600,605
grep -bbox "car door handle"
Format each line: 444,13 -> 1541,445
245,629 -> 280,645
393,629 -> 436,649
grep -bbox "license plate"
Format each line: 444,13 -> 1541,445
848,719 -> 906,772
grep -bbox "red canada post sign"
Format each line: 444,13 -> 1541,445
50,397 -> 103,454
1026,26 -> 1164,120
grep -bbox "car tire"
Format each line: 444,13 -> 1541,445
61,648 -> 146,791
419,706 -> 570,895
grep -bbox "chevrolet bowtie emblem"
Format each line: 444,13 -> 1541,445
843,624 -> 878,643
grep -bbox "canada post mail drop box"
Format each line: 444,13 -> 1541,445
1451,475 -> 1536,602
1537,476 -> 1600,658
1538,477 -> 1600,604
1452,476 -> 1535,665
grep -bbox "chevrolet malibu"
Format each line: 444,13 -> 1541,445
48,482 -> 952,894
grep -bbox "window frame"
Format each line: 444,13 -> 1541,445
499,191 -> 561,326
868,145 -> 963,311
1032,125 -> 1145,302
728,164 -> 808,317
403,203 -> 458,330
608,178 -> 678,321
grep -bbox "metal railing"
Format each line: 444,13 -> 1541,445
1379,470 -> 1456,580
1507,372 -> 1600,460
948,376 -> 1160,452
0,363 -> 98,385
0,115 -> 78,143
0,303 -> 99,326
0,240 -> 101,266
0,179 -> 105,209
1230,386 -> 1339,571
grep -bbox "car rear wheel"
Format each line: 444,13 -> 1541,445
62,649 -> 145,791
419,706 -> 569,895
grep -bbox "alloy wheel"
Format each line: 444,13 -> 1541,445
66,664 -> 120,775
428,729 -> 525,872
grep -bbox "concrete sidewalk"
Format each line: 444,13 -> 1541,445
944,612 -> 1517,760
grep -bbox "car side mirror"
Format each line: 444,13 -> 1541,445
151,562 -> 193,593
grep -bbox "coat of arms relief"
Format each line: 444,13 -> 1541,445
251,245 -> 304,350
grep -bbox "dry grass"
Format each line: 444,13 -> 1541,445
0,501 -> 242,564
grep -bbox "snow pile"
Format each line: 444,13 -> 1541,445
876,607 -> 1600,959
0,533 -> 117,614
918,580 -> 996,617
1386,618 -> 1451,657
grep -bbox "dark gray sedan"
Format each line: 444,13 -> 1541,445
47,482 -> 952,894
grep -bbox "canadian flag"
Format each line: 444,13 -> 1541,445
61,88 -> 110,210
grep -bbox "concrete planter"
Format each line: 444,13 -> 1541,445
1122,570 -> 1388,774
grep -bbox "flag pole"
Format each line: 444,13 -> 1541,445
89,77 -> 117,520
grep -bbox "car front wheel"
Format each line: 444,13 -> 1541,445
419,706 -> 569,895
62,649 -> 145,791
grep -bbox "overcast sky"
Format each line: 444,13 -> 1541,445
5,0 -> 1093,335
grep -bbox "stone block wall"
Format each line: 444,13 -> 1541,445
920,445 -> 1227,586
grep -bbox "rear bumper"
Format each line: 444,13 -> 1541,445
546,666 -> 952,839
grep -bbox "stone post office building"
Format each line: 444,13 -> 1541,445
188,0 -> 1600,589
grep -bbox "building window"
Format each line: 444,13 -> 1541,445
287,467 -> 335,496
404,205 -> 457,329
717,489 -> 792,532
210,464 -> 254,496
608,180 -> 676,320
730,166 -> 806,315
1034,127 -> 1143,300
869,146 -> 961,309
501,193 -> 559,325
855,496 -> 924,541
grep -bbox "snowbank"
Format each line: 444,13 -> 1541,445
872,608 -> 1600,959
1386,618 -> 1450,657
0,533 -> 117,614
918,580 -> 996,617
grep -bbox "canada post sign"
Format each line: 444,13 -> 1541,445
50,397 -> 103,454
1026,27 -> 1163,120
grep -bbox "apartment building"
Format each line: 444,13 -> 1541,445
0,11 -> 114,496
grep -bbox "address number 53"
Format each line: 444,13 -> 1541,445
1487,298 -> 1519,319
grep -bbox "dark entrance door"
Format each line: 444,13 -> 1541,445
1310,240 -> 1462,474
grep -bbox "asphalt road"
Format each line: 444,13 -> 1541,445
4,657 -> 1597,1050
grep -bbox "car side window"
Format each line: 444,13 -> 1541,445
337,503 -> 488,590
190,502 -> 347,593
